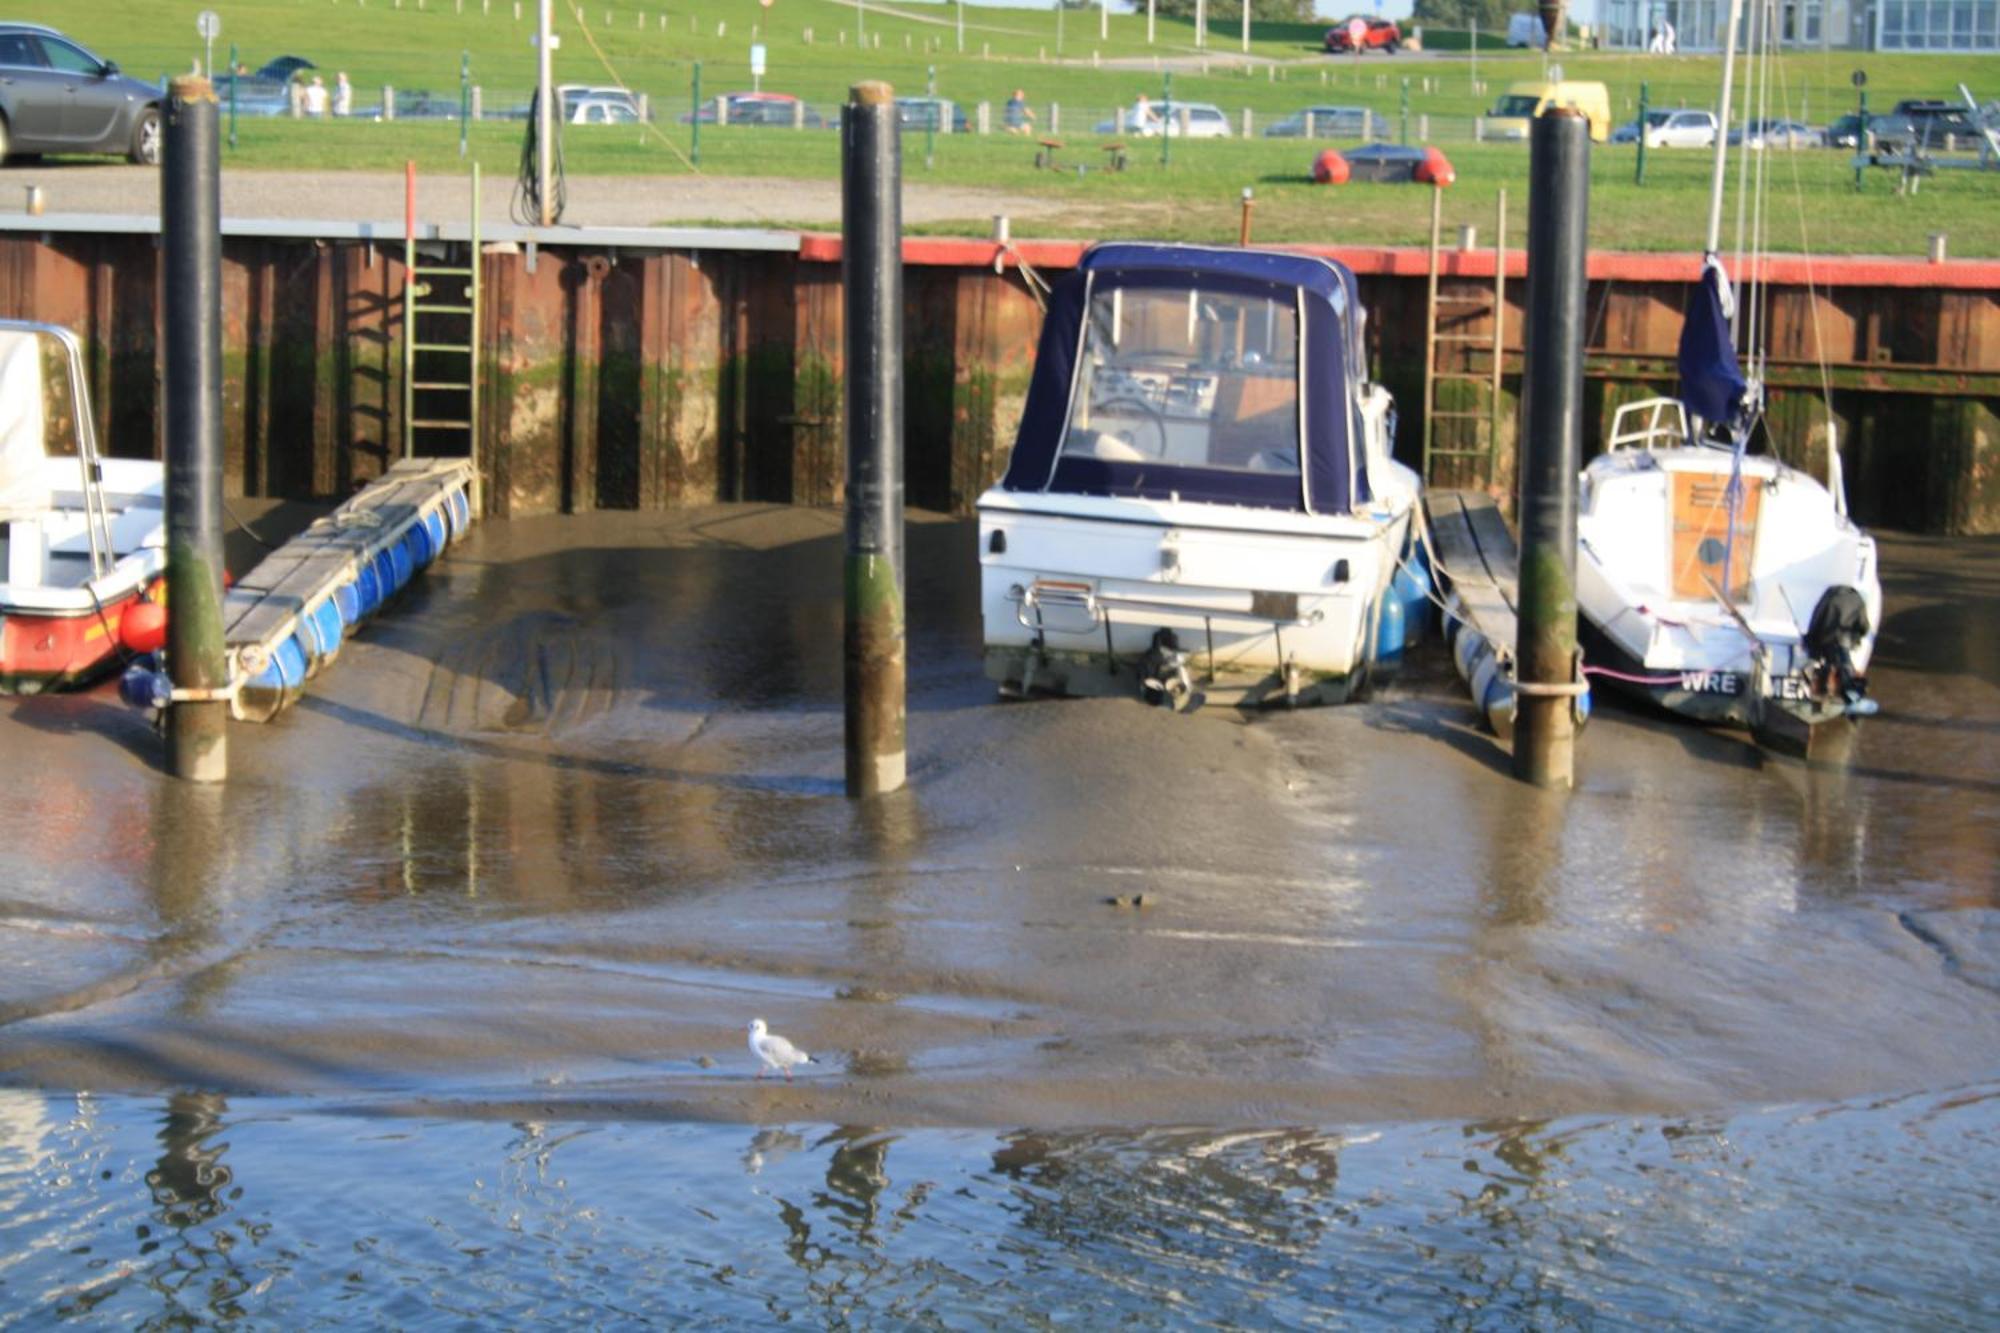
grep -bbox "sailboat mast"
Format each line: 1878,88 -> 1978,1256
1703,0 -> 1746,256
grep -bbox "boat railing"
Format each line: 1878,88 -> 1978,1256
0,319 -> 114,579
1606,397 -> 1690,454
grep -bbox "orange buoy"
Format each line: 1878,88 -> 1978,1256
119,599 -> 168,654
1311,149 -> 1350,185
1415,146 -> 1457,187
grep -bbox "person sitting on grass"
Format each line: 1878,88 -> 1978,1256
1005,89 -> 1035,136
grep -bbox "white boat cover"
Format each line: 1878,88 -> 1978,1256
0,329 -> 48,522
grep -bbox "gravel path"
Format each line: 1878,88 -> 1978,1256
6,163 -> 1069,231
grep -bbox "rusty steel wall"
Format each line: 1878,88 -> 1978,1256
0,231 -> 1991,533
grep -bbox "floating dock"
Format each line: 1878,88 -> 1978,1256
222,458 -> 476,722
1422,489 -> 1532,737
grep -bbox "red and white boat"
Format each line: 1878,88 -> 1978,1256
0,320 -> 165,694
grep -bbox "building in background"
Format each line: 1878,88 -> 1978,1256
1597,0 -> 1999,48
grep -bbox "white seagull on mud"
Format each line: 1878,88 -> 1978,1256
748,1018 -> 817,1080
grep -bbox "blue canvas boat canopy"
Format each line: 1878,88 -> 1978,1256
998,243 -> 1371,514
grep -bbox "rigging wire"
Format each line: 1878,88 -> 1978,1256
1774,47 -> 1846,503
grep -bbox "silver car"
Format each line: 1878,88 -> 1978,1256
1730,117 -> 1824,149
1610,108 -> 1717,148
1094,101 -> 1231,138
0,23 -> 161,164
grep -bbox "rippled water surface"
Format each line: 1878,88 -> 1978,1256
2,1086 -> 1997,1326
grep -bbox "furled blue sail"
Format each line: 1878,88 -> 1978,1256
1677,254 -> 1748,435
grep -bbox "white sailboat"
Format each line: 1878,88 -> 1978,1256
1574,0 -> 1880,755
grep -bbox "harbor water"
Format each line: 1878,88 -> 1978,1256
0,1085 -> 1996,1325
0,507 -> 1995,1321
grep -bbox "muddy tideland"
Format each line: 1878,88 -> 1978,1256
2,506 -> 1994,1131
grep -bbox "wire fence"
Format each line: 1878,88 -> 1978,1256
225,84 -> 1591,151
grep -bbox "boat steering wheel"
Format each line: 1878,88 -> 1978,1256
1089,392 -> 1170,459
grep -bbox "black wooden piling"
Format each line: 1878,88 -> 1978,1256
842,81 -> 907,798
1513,106 -> 1589,790
162,76 -> 229,783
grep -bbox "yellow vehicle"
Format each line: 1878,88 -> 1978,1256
1483,79 -> 1612,142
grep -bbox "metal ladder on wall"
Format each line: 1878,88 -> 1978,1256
402,161 -> 483,512
1420,187 -> 1508,493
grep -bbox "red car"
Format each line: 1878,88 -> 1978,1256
1324,17 -> 1401,52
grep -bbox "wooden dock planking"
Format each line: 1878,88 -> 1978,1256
1422,489 -> 1521,658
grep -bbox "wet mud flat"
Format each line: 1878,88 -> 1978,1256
0,507 -> 1995,1131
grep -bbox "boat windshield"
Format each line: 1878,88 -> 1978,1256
1059,283 -> 1301,477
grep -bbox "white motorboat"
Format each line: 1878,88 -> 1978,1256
1574,0 -> 1880,755
977,243 -> 1423,708
0,320 -> 166,693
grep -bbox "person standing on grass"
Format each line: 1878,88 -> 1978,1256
303,74 -> 329,118
1131,92 -> 1161,135
1005,89 -> 1034,135
333,71 -> 352,117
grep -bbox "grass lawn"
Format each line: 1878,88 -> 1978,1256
22,0 -> 2000,254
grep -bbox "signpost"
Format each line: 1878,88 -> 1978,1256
196,10 -> 221,78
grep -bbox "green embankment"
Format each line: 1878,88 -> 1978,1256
24,0 -> 2000,253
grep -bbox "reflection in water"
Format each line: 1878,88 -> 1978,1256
137,1092 -> 253,1321
144,783 -> 237,1018
0,1088 -> 1995,1324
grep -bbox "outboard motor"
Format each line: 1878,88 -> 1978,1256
1139,627 -> 1195,712
1805,585 -> 1872,710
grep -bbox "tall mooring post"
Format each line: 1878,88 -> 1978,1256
1513,107 -> 1589,790
161,76 -> 229,783
841,81 -> 907,798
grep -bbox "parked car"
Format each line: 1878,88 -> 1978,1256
213,54 -> 321,117
1485,80 -> 1611,143
1869,99 -> 1979,151
895,97 -> 967,134
0,22 -> 161,164
1826,112 -> 1867,148
1092,101 -> 1231,138
558,84 -> 640,120
1609,108 -> 1717,148
569,97 -> 640,126
1324,17 -> 1402,52
1729,117 -> 1823,149
255,55 -> 316,82
682,91 -> 823,128
1263,104 -> 1372,138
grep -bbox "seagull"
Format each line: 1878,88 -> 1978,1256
748,1018 -> 817,1080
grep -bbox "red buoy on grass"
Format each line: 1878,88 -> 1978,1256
1415,146 -> 1457,186
1311,149 -> 1350,185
